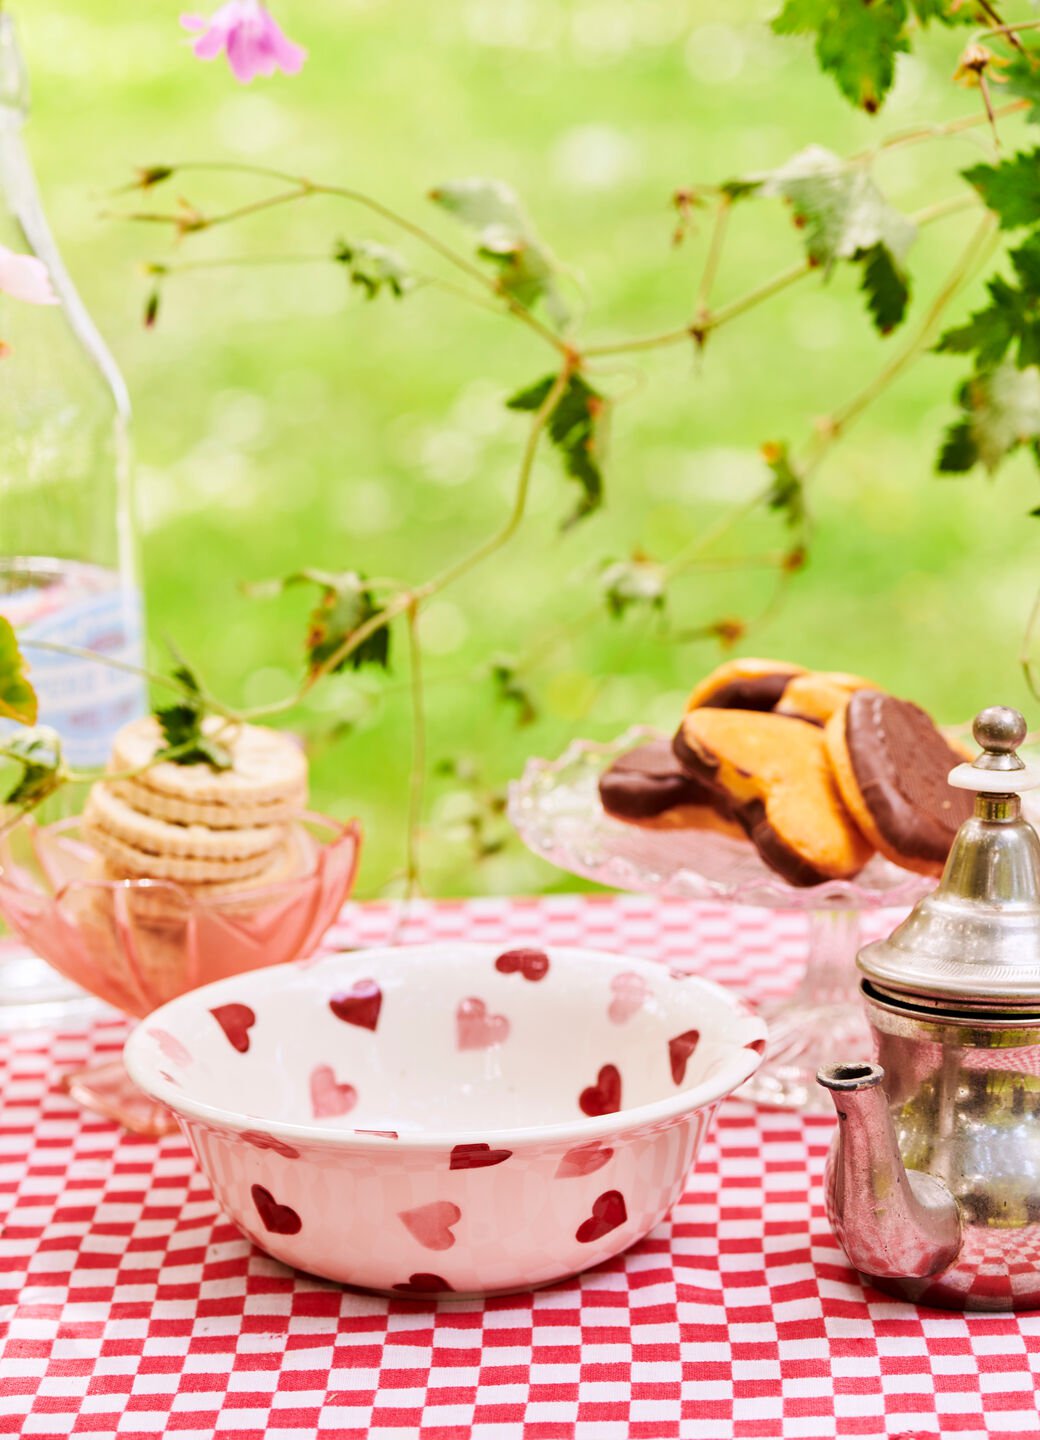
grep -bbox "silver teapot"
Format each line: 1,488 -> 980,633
817,706 -> 1040,1311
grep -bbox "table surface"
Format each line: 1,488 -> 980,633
3,894 -> 1040,1440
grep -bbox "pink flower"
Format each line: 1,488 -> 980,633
181,1 -> 306,84
0,246 -> 58,306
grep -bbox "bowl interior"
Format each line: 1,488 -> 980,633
128,943 -> 765,1139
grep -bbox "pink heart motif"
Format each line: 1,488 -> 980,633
576,1189 -> 628,1244
210,1004 -> 256,1054
329,979 -> 382,1032
668,1029 -> 701,1085
251,1183 -> 302,1235
146,1027 -> 192,1067
309,1064 -> 358,1119
608,972 -> 649,1025
450,1143 -> 512,1171
579,1063 -> 622,1117
398,1200 -> 461,1252
456,997 -> 510,1051
494,947 -> 550,982
241,1130 -> 300,1159
556,1144 -> 614,1179
393,1272 -> 454,1295
355,1128 -> 399,1139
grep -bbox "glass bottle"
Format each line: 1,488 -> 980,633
0,13 -> 147,1026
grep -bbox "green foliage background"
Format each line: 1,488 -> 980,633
18,0 -> 1040,894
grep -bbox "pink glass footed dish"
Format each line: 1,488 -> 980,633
0,811 -> 361,1133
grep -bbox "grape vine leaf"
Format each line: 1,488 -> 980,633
936,233 -> 1040,369
732,147 -> 916,332
762,441 -> 808,529
155,665 -> 232,770
506,372 -> 606,527
429,178 -> 569,327
599,555 -> 668,619
488,655 -> 537,727
964,149 -> 1040,229
248,570 -> 391,675
334,239 -> 412,300
0,617 -> 36,726
3,726 -> 62,808
771,0 -> 909,113
937,361 -> 1040,474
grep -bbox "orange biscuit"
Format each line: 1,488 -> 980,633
683,658 -> 805,714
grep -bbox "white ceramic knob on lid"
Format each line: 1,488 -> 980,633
948,706 -> 1040,795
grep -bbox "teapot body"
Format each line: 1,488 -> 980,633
824,984 -> 1040,1311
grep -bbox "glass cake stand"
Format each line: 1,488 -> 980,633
508,726 -> 934,1112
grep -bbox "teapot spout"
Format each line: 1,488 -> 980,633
817,1062 -> 961,1281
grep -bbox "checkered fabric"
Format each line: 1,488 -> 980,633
3,895 -> 1040,1440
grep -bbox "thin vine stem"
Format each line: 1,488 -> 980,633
404,598 -> 426,898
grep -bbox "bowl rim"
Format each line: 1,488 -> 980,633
124,942 -> 767,1150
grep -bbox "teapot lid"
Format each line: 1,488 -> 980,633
858,706 -> 1040,1008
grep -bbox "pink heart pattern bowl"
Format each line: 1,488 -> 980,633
124,943 -> 766,1297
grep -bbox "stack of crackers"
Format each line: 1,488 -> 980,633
83,717 -> 308,896
599,658 -> 975,888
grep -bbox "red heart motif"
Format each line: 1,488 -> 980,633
494,947 -> 550,982
329,979 -> 382,1031
576,1189 -> 628,1244
146,1027 -> 192,1067
608,972 -> 649,1025
555,1144 -> 614,1179
309,1064 -> 358,1119
746,1037 -> 767,1056
456,997 -> 510,1051
392,1272 -> 454,1295
251,1183 -> 302,1235
241,1129 -> 300,1159
210,1003 -> 256,1054
579,1063 -> 622,1117
450,1143 -> 512,1171
398,1200 -> 461,1251
669,1029 -> 701,1085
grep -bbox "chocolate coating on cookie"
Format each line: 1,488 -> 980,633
699,673 -> 795,712
599,739 -> 716,821
843,691 -> 973,866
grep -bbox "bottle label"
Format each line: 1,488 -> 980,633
6,582 -> 147,769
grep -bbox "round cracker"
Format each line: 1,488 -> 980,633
86,783 -> 284,862
108,776 -> 306,829
110,717 -> 307,806
82,817 -> 277,883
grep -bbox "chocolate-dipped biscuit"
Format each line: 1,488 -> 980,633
684,658 -> 805,715
598,739 -> 742,835
673,708 -> 874,887
824,691 -> 974,877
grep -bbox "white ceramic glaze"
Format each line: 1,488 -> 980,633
124,943 -> 766,1297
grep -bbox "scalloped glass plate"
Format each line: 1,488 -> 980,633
508,726 -> 936,1111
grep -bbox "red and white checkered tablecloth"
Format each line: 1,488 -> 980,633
3,894 -> 1040,1440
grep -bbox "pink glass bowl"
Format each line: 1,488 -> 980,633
0,813 -> 361,1132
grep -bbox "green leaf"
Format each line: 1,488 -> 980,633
599,557 -> 668,619
247,569 -> 392,676
937,361 -> 1040,474
154,664 -> 232,770
488,655 -> 537,727
1005,51 -> 1040,124
858,241 -> 911,335
772,0 -> 909,113
936,235 -> 1040,370
0,617 -> 37,726
964,149 -> 1040,229
907,0 -> 973,24
430,178 -> 569,326
507,372 -> 606,526
3,726 -> 62,808
763,443 -> 808,528
334,239 -> 412,300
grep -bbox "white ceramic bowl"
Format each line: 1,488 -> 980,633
124,942 -> 766,1297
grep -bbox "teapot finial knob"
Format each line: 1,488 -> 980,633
973,706 -> 1027,760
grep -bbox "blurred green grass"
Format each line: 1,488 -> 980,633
18,0 -> 1040,894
